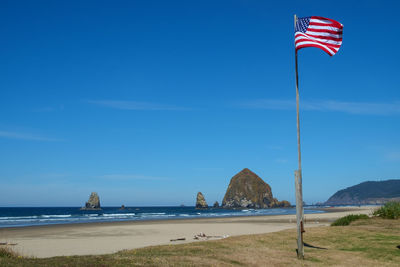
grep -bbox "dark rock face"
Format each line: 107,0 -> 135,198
222,168 -> 290,209
275,200 -> 291,208
325,180 -> 400,205
81,192 -> 101,210
196,192 -> 208,209
213,201 -> 219,208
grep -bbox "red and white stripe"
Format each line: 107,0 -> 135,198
295,16 -> 343,56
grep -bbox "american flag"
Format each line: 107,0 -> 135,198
295,16 -> 343,56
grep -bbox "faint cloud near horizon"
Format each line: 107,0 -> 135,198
193,167 -> 225,171
275,158 -> 288,164
98,174 -> 171,181
384,151 -> 400,162
238,99 -> 400,115
266,145 -> 284,150
87,100 -> 187,111
0,130 -> 63,142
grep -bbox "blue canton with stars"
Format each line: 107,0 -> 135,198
295,17 -> 311,33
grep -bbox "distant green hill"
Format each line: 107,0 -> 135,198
325,179 -> 400,205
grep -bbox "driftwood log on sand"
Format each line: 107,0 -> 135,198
194,232 -> 229,240
170,238 -> 186,242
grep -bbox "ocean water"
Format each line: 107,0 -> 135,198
0,206 -> 325,228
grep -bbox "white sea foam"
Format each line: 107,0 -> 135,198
1,219 -> 42,223
0,216 -> 39,220
41,215 -> 71,218
38,218 -> 75,222
102,213 -> 136,217
140,214 -> 168,218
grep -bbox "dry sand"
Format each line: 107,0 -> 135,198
0,206 -> 377,258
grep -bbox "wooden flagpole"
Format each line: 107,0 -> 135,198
294,14 -> 304,259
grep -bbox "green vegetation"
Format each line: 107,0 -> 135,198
331,214 -> 369,226
1,217 -> 399,266
325,179 -> 400,205
0,247 -> 18,259
374,202 -> 400,219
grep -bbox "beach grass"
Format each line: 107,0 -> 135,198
0,246 -> 18,259
331,213 -> 369,226
373,201 -> 400,219
1,217 -> 399,266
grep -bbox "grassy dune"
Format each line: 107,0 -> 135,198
1,217 -> 399,266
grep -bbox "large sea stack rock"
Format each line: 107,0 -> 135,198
222,168 -> 290,209
81,192 -> 101,210
196,192 -> 208,209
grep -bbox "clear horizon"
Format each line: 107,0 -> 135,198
1,0 -> 399,207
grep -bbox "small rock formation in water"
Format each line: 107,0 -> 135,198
119,205 -> 126,210
275,200 -> 291,208
222,168 -> 290,209
213,201 -> 219,208
80,192 -> 101,210
196,192 -> 208,209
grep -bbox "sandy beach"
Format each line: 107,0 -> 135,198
0,206 -> 377,258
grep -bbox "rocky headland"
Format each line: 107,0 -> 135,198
325,179 -> 400,205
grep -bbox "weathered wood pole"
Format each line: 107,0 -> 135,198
294,14 -> 305,259
295,170 -> 304,258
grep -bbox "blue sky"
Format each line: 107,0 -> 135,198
1,0 -> 399,206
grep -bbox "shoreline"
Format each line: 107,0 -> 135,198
0,205 -> 366,230
0,208 -> 311,230
0,205 -> 378,258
